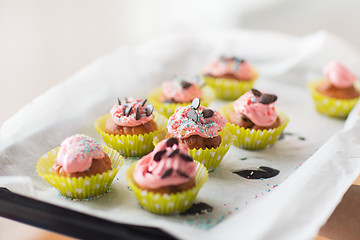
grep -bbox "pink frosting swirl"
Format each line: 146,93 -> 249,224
233,90 -> 277,127
167,104 -> 227,139
110,98 -> 154,127
55,134 -> 104,174
133,138 -> 196,189
203,57 -> 256,80
162,77 -> 203,103
323,61 -> 356,89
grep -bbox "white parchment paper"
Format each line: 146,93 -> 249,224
1,29 -> 360,240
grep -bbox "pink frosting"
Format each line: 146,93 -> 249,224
203,57 -> 256,80
324,61 -> 356,89
133,138 -> 196,189
55,134 -> 104,174
167,105 -> 227,139
162,78 -> 203,103
110,98 -> 153,127
233,91 -> 277,127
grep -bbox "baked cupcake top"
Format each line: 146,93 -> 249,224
55,134 -> 104,173
133,138 -> 196,189
110,98 -> 154,127
324,61 -> 356,88
203,56 -> 256,81
167,98 -> 227,139
162,76 -> 203,103
233,89 -> 278,126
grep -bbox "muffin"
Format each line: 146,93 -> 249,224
126,138 -> 208,214
203,56 -> 258,100
220,89 -> 289,150
148,75 -> 215,118
308,61 -> 360,117
160,98 -> 232,171
37,134 -> 123,199
95,97 -> 167,157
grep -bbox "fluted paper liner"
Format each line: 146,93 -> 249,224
36,145 -> 124,199
153,129 -> 232,171
126,161 -> 208,215
308,80 -> 360,118
148,86 -> 215,118
220,103 -> 289,150
95,112 -> 167,157
203,76 -> 257,100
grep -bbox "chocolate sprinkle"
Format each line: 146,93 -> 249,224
251,89 -> 262,97
180,202 -> 213,216
166,138 -> 179,148
202,109 -> 214,118
153,150 -> 166,162
117,98 -> 121,105
135,107 -> 140,120
145,105 -> 154,117
181,81 -> 192,89
179,153 -> 193,162
176,170 -> 189,178
125,106 -> 132,116
187,108 -> 198,122
140,99 -> 147,106
259,94 -> 278,104
125,97 -> 129,103
191,98 -> 200,110
167,149 -> 179,158
233,166 -> 280,179
161,168 -> 173,179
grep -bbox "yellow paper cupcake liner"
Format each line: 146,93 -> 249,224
148,86 -> 215,118
308,80 -> 360,118
95,112 -> 167,157
153,129 -> 233,172
36,145 -> 124,199
203,76 -> 257,100
126,161 -> 208,215
220,103 -> 289,150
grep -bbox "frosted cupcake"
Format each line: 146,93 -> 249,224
160,98 -> 232,171
37,134 -> 123,199
95,97 -> 167,157
126,138 -> 208,214
148,75 -> 215,118
203,56 -> 258,100
308,61 -> 360,117
220,89 -> 289,150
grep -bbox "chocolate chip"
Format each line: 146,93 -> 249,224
176,170 -> 189,178
166,138 -> 179,148
251,89 -> 261,97
145,105 -> 154,117
135,107 -> 140,120
202,109 -> 214,118
153,149 -> 166,162
125,106 -> 132,116
167,148 -> 179,158
259,94 -> 278,104
161,168 -> 173,179
179,153 -> 193,162
181,81 -> 192,89
187,108 -> 198,122
117,98 -> 121,105
140,99 -> 147,106
191,98 -> 200,110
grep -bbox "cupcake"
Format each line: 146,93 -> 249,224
159,98 -> 232,171
148,75 -> 215,118
95,97 -> 167,157
220,89 -> 289,150
36,134 -> 123,199
308,61 -> 360,118
126,137 -> 208,214
203,56 -> 258,100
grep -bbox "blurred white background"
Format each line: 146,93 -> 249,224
1,0 -> 360,126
